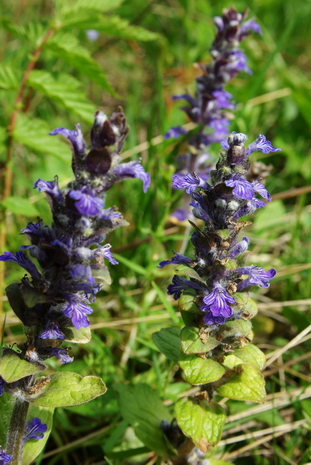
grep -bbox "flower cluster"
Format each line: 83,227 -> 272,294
161,132 -> 279,325
165,7 -> 261,216
0,109 -> 150,367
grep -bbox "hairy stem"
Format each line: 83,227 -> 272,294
6,397 -> 30,465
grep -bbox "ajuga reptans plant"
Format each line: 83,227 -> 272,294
166,8 -> 262,221
155,132 -> 280,456
0,108 -> 150,464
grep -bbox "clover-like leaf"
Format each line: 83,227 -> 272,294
152,327 -> 182,363
233,344 -> 266,370
178,293 -> 200,313
218,319 -> 252,340
216,364 -> 266,403
175,397 -> 226,452
180,326 -> 220,354
0,350 -> 46,383
178,354 -> 225,385
26,372 -> 107,407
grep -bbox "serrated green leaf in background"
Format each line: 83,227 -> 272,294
55,0 -> 124,15
114,383 -> 173,458
0,64 -> 19,90
45,33 -> 116,95
90,16 -> 160,42
0,350 -> 46,383
175,397 -> 226,452
178,354 -> 225,385
27,372 -> 107,407
233,344 -> 266,371
22,405 -> 54,465
12,114 -> 71,162
152,327 -> 181,362
1,196 -> 39,217
180,326 -> 220,354
216,364 -> 266,403
27,71 -> 95,123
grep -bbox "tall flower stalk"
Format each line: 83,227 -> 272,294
166,8 -> 262,221
156,132 -> 280,457
0,108 -> 150,464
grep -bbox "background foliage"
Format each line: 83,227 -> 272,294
1,0 -> 311,463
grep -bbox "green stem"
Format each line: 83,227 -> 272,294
6,397 -> 30,465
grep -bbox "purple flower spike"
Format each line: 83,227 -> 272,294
49,348 -> 74,364
0,251 -> 41,280
167,275 -> 201,300
40,322 -> 64,340
172,173 -> 208,194
158,251 -> 192,269
201,285 -> 235,318
225,174 -> 254,200
97,244 -> 118,265
112,160 -> 151,193
69,264 -> 94,282
69,187 -> 103,216
253,180 -> 271,201
245,134 -> 281,156
63,298 -> 93,329
0,447 -> 11,464
50,125 -> 86,154
239,19 -> 262,38
212,90 -> 234,110
236,265 -> 276,291
23,418 -> 48,444
203,313 -> 225,325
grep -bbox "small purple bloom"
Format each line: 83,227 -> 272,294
111,160 -> 151,193
236,265 -> 276,290
69,187 -> 103,216
228,237 -> 249,258
0,447 -> 11,464
69,264 -> 94,283
50,125 -> 85,154
0,251 -> 41,280
63,298 -> 93,329
167,275 -> 201,300
245,134 -> 281,156
239,19 -> 262,38
172,173 -> 208,194
49,348 -> 74,364
203,312 -> 226,325
225,174 -> 254,200
201,285 -> 235,318
23,418 -> 48,444
252,180 -> 271,201
171,209 -> 189,222
34,177 -> 63,203
158,251 -> 192,269
97,244 -> 118,265
86,29 -> 100,41
212,90 -> 234,109
40,322 -> 64,340
164,126 -> 188,139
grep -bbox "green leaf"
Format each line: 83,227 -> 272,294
56,0 -> 124,16
12,114 -> 71,162
1,196 -> 39,217
27,71 -> 95,123
22,405 -> 54,465
218,319 -> 253,340
0,350 -> 46,383
180,326 -> 220,354
0,64 -> 19,90
0,18 -> 47,45
175,265 -> 206,284
217,364 -> 266,403
152,327 -> 182,363
178,293 -> 200,313
152,281 -> 179,323
92,266 -> 112,285
114,383 -> 173,458
175,397 -> 226,452
233,344 -> 266,371
45,33 -> 116,95
178,354 -> 225,385
234,293 -> 258,319
63,325 -> 92,344
0,392 -> 15,445
26,372 -> 107,407
90,15 -> 160,42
